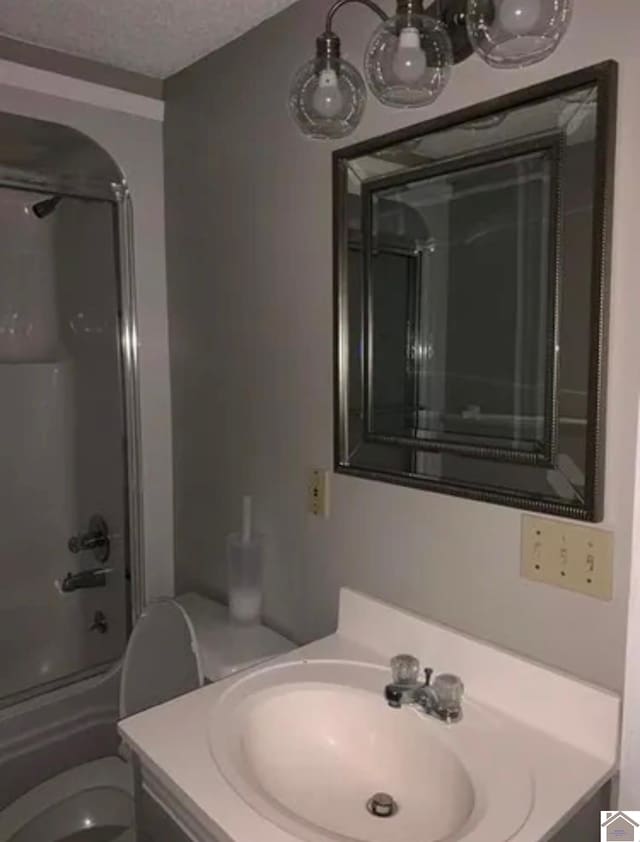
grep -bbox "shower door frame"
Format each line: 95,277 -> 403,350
113,182 -> 146,624
0,174 -> 145,708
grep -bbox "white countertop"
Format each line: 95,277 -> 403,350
120,589 -> 620,842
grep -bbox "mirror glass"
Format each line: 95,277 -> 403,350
335,64 -> 617,520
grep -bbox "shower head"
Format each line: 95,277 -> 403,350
31,196 -> 62,219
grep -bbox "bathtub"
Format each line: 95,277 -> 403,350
0,665 -> 121,809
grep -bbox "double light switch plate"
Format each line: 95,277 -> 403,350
521,515 -> 614,601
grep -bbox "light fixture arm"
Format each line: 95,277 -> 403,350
323,0 -> 475,65
325,0 -> 389,35
426,0 -> 489,63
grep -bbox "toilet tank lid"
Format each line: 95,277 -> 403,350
176,593 -> 295,681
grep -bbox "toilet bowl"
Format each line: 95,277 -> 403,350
0,596 -> 294,842
0,757 -> 134,842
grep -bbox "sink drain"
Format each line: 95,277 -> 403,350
366,792 -> 398,818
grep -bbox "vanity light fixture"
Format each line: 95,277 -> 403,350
289,0 -> 573,139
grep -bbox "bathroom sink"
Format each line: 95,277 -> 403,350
208,660 -> 534,842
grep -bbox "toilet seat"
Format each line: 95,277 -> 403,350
0,757 -> 133,841
119,598 -> 203,718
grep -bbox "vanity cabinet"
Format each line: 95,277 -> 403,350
121,591 -> 618,842
133,759 -> 230,842
551,783 -> 611,842
134,771 -> 609,842
139,789 -> 229,842
136,788 -> 196,842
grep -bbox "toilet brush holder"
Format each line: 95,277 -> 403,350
227,532 -> 263,624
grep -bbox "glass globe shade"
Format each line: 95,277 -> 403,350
365,14 -> 453,109
289,57 -> 366,139
466,0 -> 573,68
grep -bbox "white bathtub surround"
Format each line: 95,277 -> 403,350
120,589 -> 620,842
0,363 -> 79,698
0,188 -> 61,362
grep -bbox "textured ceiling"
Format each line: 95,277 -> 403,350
0,0 -> 299,78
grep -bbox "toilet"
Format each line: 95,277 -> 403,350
0,595 -> 294,842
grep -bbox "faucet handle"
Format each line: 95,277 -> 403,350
390,654 -> 421,686
432,673 -> 464,716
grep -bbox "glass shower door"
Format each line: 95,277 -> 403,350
0,186 -> 130,706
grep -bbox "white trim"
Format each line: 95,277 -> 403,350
0,58 -> 164,121
619,399 -> 640,805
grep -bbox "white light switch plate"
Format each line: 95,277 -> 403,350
521,515 -> 614,601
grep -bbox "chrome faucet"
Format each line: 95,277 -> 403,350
58,567 -> 111,593
384,654 -> 464,723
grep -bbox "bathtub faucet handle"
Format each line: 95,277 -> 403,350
68,514 -> 110,563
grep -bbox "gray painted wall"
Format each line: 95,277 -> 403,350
164,0 -> 640,691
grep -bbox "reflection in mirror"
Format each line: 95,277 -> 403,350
364,137 -> 560,463
334,63 -> 617,520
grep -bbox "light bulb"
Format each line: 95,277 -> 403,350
365,15 -> 452,108
289,49 -> 366,139
498,0 -> 542,35
311,68 -> 344,118
391,27 -> 427,84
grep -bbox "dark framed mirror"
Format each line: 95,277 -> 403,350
334,62 -> 617,521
